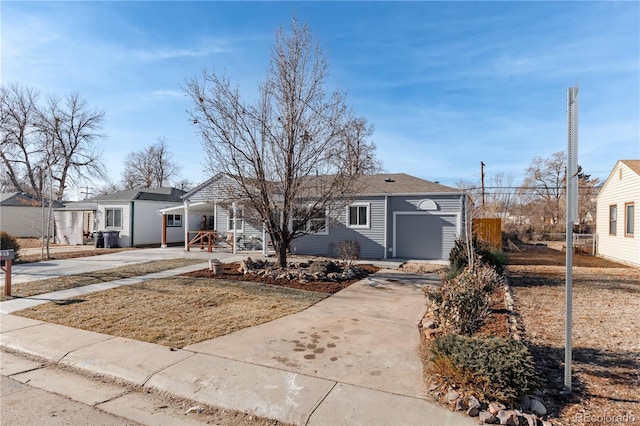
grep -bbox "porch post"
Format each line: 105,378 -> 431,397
184,200 -> 190,251
161,214 -> 167,248
232,202 -> 237,254
262,222 -> 267,256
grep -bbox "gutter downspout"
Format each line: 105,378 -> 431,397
384,195 -> 388,259
130,201 -> 135,247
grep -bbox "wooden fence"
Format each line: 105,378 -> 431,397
473,218 -> 502,250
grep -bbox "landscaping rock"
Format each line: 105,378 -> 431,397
496,409 -> 520,426
520,395 -> 531,411
530,399 -> 547,417
489,402 -> 506,415
468,396 -> 481,409
455,398 -> 468,411
446,389 -> 460,402
466,405 -> 480,417
479,410 -> 498,424
522,413 -> 539,426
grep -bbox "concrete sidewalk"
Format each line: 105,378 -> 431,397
1,251 -> 472,425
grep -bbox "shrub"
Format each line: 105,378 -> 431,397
449,237 -> 505,277
0,231 -> 20,250
337,240 -> 360,263
427,264 -> 502,336
0,231 -> 20,261
428,334 -> 537,403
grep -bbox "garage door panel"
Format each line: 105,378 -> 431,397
395,214 -> 457,260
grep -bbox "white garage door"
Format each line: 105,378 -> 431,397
395,214 -> 458,260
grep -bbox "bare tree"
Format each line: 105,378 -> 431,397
519,151 -> 566,233
121,138 -> 180,189
0,84 -> 46,197
0,84 -> 106,201
486,172 -> 515,219
185,18 -> 378,267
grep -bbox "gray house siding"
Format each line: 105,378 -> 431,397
291,196 -> 387,259
177,174 -> 466,261
0,206 -> 47,238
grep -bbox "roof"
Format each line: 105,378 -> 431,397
184,172 -> 462,202
353,173 -> 460,195
620,160 -> 640,176
297,173 -> 460,196
0,192 -> 63,208
86,187 -> 186,203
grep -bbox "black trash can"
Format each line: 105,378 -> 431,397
95,231 -> 104,248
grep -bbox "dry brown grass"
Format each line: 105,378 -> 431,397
15,277 -> 326,348
507,246 -> 640,426
0,258 -> 204,301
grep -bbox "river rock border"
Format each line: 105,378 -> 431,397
418,274 -> 553,425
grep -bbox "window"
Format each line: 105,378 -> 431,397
609,205 -> 617,235
309,209 -> 328,234
228,207 -> 244,232
290,207 -> 328,235
105,208 -> 122,228
166,214 -> 182,227
625,202 -> 634,236
348,204 -> 369,228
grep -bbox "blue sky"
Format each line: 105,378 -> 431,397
2,1 -> 638,198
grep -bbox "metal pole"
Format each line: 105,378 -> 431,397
481,161 -> 486,211
565,86 -> 579,391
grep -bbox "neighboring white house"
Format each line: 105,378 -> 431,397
160,173 -> 467,261
55,187 -> 186,247
596,160 -> 639,266
0,192 -> 62,238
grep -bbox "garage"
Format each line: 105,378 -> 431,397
394,213 -> 458,260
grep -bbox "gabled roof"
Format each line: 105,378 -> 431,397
596,159 -> 640,200
0,192 -> 63,208
85,187 -> 186,203
620,160 -> 640,176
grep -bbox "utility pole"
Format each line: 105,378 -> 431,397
481,161 -> 486,211
80,186 -> 93,199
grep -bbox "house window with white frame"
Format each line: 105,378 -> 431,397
348,203 -> 369,228
105,208 -> 122,228
290,207 -> 328,235
625,202 -> 634,236
309,209 -> 328,234
166,214 -> 182,227
609,205 -> 617,235
228,207 -> 244,232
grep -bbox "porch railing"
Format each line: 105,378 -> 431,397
186,231 -> 232,252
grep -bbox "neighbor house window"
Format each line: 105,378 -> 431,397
105,208 -> 122,228
166,214 -> 182,227
625,202 -> 634,236
228,207 -> 244,232
609,205 -> 617,235
348,204 -> 370,228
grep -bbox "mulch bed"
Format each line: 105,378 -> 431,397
181,262 -> 380,294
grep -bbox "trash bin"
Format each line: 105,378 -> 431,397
103,230 -> 120,248
95,231 -> 104,248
